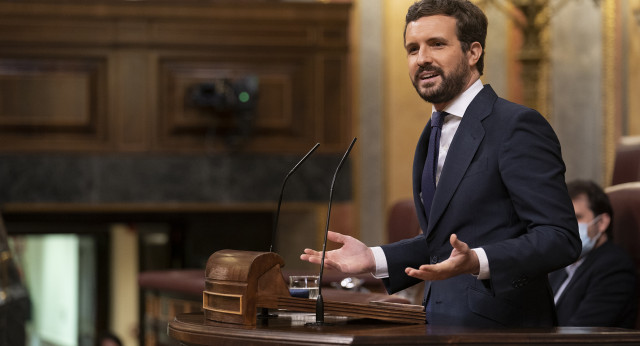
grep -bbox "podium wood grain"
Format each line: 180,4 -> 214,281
169,312 -> 640,345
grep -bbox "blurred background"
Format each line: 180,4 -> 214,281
0,0 -> 638,345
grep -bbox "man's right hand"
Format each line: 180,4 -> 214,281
300,231 -> 376,275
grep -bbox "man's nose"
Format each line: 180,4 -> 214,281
416,47 -> 432,66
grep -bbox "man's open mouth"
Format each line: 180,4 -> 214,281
419,71 -> 439,80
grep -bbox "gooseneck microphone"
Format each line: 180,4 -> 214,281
260,142 -> 320,322
269,142 -> 320,253
307,137 -> 357,327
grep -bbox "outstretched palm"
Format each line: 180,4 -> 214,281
300,231 -> 375,275
405,233 -> 480,281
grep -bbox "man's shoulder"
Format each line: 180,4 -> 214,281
494,95 -> 537,114
588,240 -> 635,270
477,85 -> 540,116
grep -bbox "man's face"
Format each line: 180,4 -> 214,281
405,15 -> 473,107
572,193 -> 598,238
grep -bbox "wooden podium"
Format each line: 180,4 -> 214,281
202,249 -> 425,327
168,249 -> 640,345
169,312 -> 640,345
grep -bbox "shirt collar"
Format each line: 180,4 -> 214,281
431,79 -> 484,118
566,256 -> 586,275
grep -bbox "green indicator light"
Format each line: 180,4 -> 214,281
238,92 -> 250,103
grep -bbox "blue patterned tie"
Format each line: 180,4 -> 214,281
421,111 -> 446,221
422,112 -> 444,324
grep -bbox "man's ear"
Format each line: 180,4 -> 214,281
598,213 -> 611,234
467,41 -> 482,67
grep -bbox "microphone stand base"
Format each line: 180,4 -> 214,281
306,294 -> 332,326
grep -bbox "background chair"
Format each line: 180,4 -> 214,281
387,199 -> 421,244
605,182 -> 640,329
385,199 -> 424,305
611,136 -> 640,186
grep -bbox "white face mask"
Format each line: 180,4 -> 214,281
578,215 -> 602,257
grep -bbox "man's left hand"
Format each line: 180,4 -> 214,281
405,234 -> 480,281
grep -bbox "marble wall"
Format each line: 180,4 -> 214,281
625,0 -> 640,135
550,0 -> 604,184
0,154 -> 352,204
356,0 -> 385,246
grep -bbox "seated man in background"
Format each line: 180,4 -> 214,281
549,179 -> 637,328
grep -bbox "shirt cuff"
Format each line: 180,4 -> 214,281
472,247 -> 490,280
370,246 -> 389,278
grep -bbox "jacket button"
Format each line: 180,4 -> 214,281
430,256 -> 438,264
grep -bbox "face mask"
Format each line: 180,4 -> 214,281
578,215 -> 602,257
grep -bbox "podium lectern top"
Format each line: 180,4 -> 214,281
205,249 -> 285,282
203,249 -> 425,327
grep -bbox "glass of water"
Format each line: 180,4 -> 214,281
289,275 -> 320,299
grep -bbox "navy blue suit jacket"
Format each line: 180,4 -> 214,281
551,241 -> 637,328
381,85 -> 581,327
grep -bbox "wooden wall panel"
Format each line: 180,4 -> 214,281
320,55 -> 350,149
157,54 -> 316,152
0,55 -> 109,150
0,1 -> 352,154
113,51 -> 152,152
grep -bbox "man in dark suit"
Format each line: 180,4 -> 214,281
301,0 -> 580,327
549,180 -> 637,328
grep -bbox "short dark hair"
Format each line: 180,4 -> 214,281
404,0 -> 487,75
567,179 -> 614,239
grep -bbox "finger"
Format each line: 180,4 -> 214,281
300,253 -> 323,265
303,248 -> 322,257
300,253 -> 341,271
407,264 -> 452,281
406,266 -> 432,275
300,250 -> 331,262
419,264 -> 435,271
450,233 -> 469,252
327,231 -> 346,244
405,267 -> 428,280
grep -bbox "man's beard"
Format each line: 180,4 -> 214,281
412,57 -> 470,104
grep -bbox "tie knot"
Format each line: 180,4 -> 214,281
431,111 -> 446,128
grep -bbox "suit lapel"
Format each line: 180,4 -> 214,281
555,245 -> 602,306
425,86 -> 496,236
413,119 -> 432,231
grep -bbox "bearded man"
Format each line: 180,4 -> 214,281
301,0 -> 580,327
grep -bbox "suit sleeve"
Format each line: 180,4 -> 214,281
484,108 -> 581,295
380,234 -> 429,294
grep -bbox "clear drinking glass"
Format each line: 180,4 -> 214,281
289,275 -> 320,299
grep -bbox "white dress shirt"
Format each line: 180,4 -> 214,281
553,257 -> 585,303
371,79 -> 490,280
